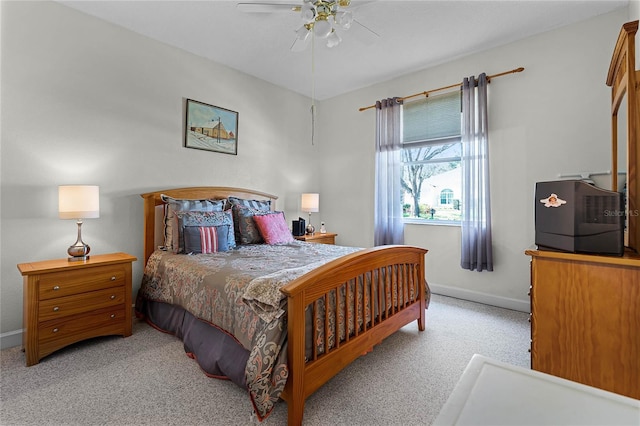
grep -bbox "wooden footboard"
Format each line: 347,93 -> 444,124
279,245 -> 428,426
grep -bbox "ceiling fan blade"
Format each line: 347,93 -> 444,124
290,37 -> 307,52
348,0 -> 378,11
237,3 -> 300,13
349,18 -> 380,45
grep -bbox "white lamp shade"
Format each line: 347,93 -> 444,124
59,185 -> 100,219
301,193 -> 319,213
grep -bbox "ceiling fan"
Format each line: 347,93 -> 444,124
237,0 -> 379,51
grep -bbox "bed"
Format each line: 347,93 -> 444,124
135,186 -> 430,425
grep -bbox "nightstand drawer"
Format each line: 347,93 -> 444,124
294,232 -> 337,245
38,265 -> 126,300
38,306 -> 126,357
38,286 -> 125,321
305,235 -> 335,244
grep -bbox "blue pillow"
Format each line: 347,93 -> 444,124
183,225 -> 230,254
174,210 -> 236,253
161,194 -> 226,252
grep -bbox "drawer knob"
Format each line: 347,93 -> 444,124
111,276 -> 116,281
110,314 -> 116,318
53,307 -> 59,312
110,295 -> 116,300
52,328 -> 59,333
53,285 -> 60,291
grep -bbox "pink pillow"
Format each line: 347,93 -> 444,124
253,212 -> 295,245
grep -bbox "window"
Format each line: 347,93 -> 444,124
402,91 -> 462,223
440,189 -> 454,205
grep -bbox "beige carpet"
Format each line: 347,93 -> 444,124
0,294 -> 530,425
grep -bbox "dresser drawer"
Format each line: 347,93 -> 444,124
38,265 -> 126,300
38,286 -> 125,321
38,306 -> 127,357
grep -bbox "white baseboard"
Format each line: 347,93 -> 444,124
1,329 -> 23,350
429,283 -> 530,313
1,295 -> 528,350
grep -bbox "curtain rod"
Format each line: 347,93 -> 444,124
358,67 -> 525,112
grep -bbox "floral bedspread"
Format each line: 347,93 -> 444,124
137,241 -> 361,420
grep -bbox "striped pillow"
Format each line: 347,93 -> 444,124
183,225 -> 229,254
198,226 -> 219,254
227,196 -> 271,211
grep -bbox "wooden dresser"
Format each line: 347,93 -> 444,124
525,248 -> 640,400
17,252 -> 137,366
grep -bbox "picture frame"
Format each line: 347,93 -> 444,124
184,99 -> 238,155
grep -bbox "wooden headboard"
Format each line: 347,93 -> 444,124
140,187 -> 278,264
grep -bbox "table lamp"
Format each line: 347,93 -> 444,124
59,185 -> 100,261
301,193 -> 319,234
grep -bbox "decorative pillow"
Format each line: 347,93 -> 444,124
227,196 -> 271,211
232,205 -> 271,245
253,212 -> 295,245
174,210 -> 235,253
183,225 -> 230,254
161,194 -> 226,252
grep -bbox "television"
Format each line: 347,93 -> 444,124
534,180 -> 624,256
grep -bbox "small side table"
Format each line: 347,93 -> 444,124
294,232 -> 337,245
17,252 -> 137,366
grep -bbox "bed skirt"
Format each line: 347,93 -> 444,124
135,297 -> 250,389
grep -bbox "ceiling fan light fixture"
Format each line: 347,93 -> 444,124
301,2 -> 315,21
326,30 -> 341,48
313,18 -> 332,38
335,10 -> 352,30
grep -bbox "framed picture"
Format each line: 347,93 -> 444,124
184,99 -> 238,155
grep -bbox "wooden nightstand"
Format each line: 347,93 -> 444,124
294,232 -> 337,245
17,252 -> 137,366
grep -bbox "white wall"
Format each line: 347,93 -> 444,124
317,9 -> 629,311
0,1 -> 633,348
0,0 -> 319,346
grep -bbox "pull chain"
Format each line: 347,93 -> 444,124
311,31 -> 316,146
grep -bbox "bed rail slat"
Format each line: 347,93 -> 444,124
345,280 -> 351,343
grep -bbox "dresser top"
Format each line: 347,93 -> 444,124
525,247 -> 640,267
17,252 -> 137,275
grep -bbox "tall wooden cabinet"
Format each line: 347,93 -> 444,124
525,248 -> 640,400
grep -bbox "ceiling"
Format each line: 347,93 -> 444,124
56,0 -> 628,100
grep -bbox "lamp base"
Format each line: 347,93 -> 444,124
305,224 -> 315,235
67,219 -> 91,262
68,255 -> 90,262
67,243 -> 90,262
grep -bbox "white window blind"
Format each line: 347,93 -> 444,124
403,91 -> 461,146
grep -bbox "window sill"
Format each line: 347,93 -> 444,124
403,219 -> 460,227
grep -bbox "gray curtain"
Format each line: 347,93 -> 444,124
461,74 -> 493,271
374,97 -> 404,246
